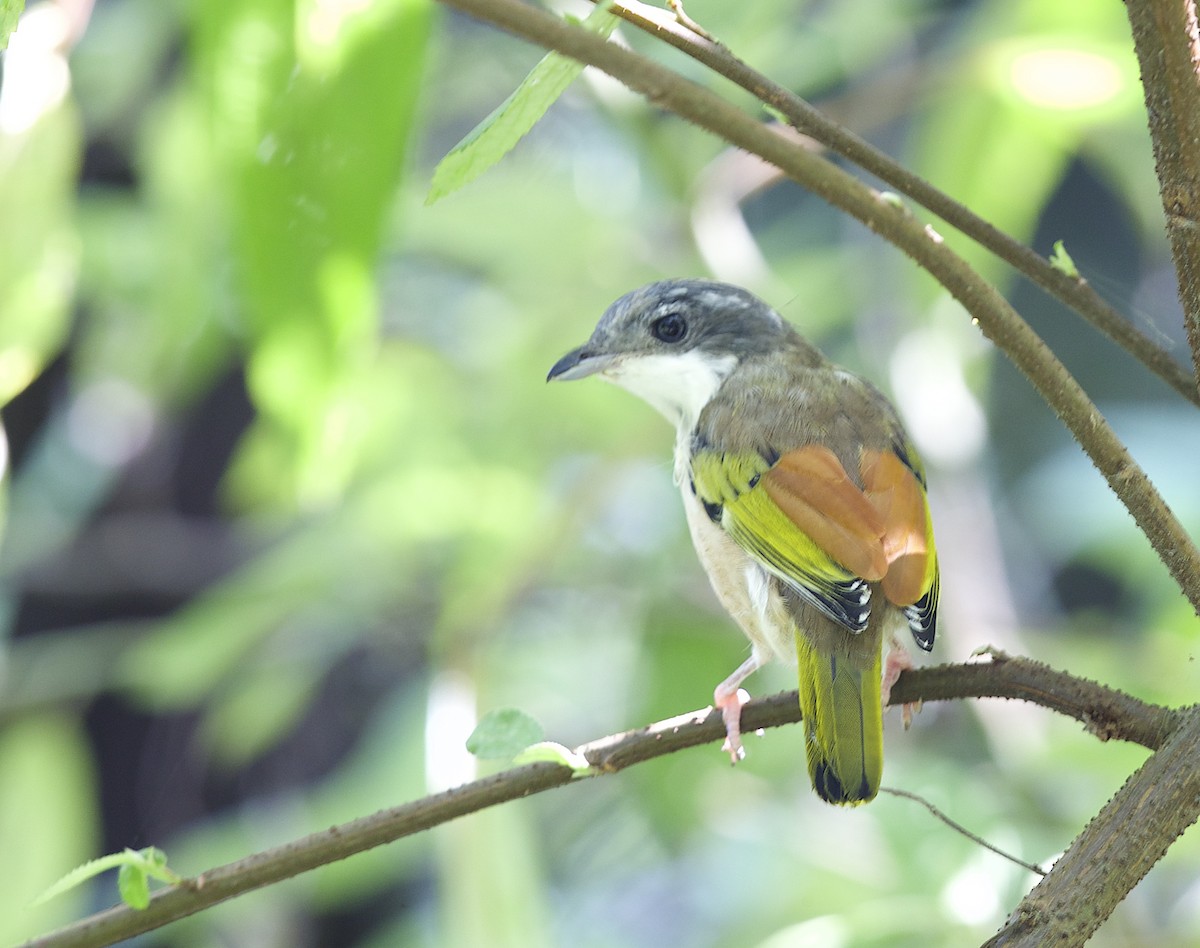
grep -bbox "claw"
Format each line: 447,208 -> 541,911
715,687 -> 751,762
882,637 -> 920,729
713,653 -> 762,762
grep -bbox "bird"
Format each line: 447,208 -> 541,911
547,279 -> 939,805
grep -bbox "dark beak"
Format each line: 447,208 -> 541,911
546,347 -> 615,382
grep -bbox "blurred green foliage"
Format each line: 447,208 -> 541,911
0,1 -> 22,50
0,0 -> 1197,945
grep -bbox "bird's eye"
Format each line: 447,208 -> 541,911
651,313 -> 687,343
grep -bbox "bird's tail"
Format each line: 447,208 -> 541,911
796,634 -> 883,804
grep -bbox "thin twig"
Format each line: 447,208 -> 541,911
591,0 -> 1200,405
880,787 -> 1047,876
665,0 -> 719,45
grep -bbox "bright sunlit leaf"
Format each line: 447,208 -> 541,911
986,37 -> 1135,120
0,66 -> 79,407
204,0 -> 432,507
426,2 -> 619,204
1008,47 -> 1123,111
0,716 -> 96,942
0,0 -> 25,51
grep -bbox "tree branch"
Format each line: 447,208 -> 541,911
885,651 -> 1172,752
1124,0 -> 1200,383
437,0 -> 1200,614
597,0 -> 1200,406
20,656 -> 1179,948
984,704 -> 1200,946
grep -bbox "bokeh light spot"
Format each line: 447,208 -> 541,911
1007,47 -> 1125,111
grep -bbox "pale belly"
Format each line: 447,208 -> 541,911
679,486 -> 798,667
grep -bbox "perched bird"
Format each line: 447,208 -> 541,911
548,279 -> 938,805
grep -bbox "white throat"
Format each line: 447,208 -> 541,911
602,349 -> 737,434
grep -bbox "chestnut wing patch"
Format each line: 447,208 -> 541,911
690,446 -> 873,632
692,442 -> 939,643
860,447 -> 939,649
762,445 -> 888,583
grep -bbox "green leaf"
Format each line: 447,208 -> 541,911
0,77 -> 79,407
0,715 -> 96,942
117,863 -> 150,910
466,708 -> 545,760
34,847 -> 180,910
197,0 -> 434,506
512,741 -> 592,775
0,0 -> 24,51
1049,239 -> 1080,279
426,1 -> 619,203
32,852 -> 129,908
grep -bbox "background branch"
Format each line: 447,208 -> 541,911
598,0 -> 1200,405
23,657 -> 1180,948
436,0 -> 1200,614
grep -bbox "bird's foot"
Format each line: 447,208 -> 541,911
714,686 -> 751,763
713,653 -> 762,762
882,645 -> 921,729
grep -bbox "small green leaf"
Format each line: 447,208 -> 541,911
427,1 -> 619,203
117,863 -> 150,910
33,853 -> 129,907
513,741 -> 592,775
137,846 -> 181,885
0,0 -> 25,51
1049,239 -> 1080,279
34,846 -> 180,909
466,708 -> 545,760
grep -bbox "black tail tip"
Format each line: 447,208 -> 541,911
813,762 -> 878,806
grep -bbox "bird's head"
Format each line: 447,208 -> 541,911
548,279 -> 794,430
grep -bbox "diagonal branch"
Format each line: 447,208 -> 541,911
983,704 -> 1200,946
20,656 -> 1180,948
438,0 -> 1200,614
595,0 -> 1200,406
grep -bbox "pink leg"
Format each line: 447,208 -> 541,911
714,653 -> 763,762
881,633 -> 920,729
